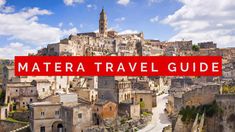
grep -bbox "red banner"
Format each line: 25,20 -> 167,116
15,56 -> 222,76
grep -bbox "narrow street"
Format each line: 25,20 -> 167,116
139,93 -> 171,132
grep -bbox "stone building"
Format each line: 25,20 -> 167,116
5,82 -> 38,110
61,103 -> 93,132
31,80 -> 52,99
99,8 -> 107,37
97,76 -> 117,102
29,102 -> 61,132
143,45 -> 164,56
29,93 -> 92,132
162,40 -> 193,56
93,100 -> 117,125
222,61 -> 235,80
132,78 -> 149,90
2,65 -> 15,90
198,41 -> 217,49
115,79 -> 132,103
118,102 -> 140,119
170,77 -> 193,88
220,48 -> 235,60
74,88 -> 98,103
132,90 -> 155,113
192,48 -> 222,56
2,64 -> 72,113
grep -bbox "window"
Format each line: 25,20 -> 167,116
140,98 -> 143,102
16,89 -> 18,92
42,88 -> 45,92
109,106 -> 112,111
59,85 -> 61,89
40,126 -> 45,132
31,90 -> 33,93
41,112 -> 45,117
55,111 -> 59,115
49,48 -> 54,52
30,98 -> 33,103
61,76 -> 63,79
78,113 -> 82,118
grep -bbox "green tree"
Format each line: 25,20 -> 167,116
192,45 -> 200,51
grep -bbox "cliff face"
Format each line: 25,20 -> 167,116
173,115 -> 193,132
215,94 -> 235,132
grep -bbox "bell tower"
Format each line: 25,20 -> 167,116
99,8 -> 107,37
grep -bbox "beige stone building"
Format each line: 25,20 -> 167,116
29,93 -> 92,132
5,82 -> 37,110
115,79 -> 132,103
74,87 -> 98,103
132,90 -> 155,112
29,102 -> 61,132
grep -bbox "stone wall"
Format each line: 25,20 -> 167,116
9,111 -> 30,122
215,94 -> 235,132
182,84 -> 220,107
118,103 -> 140,119
0,120 -> 27,132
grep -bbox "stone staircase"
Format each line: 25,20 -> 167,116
10,124 -> 29,132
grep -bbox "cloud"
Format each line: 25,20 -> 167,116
69,22 -> 73,26
148,0 -> 162,5
62,27 -> 78,36
58,22 -> 63,27
63,0 -> 84,6
0,0 -> 14,13
115,17 -> 126,22
0,42 -> 36,59
118,29 -> 138,35
0,7 -> 62,45
79,24 -> 83,28
86,4 -> 97,10
150,16 -> 159,23
117,0 -> 130,6
162,0 -> 235,47
0,7 -> 78,46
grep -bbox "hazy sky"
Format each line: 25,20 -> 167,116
0,0 -> 234,58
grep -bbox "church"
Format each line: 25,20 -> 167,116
36,8 -> 144,57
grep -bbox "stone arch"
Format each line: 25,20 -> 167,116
52,121 -> 64,132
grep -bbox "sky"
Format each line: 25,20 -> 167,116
0,0 -> 234,59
